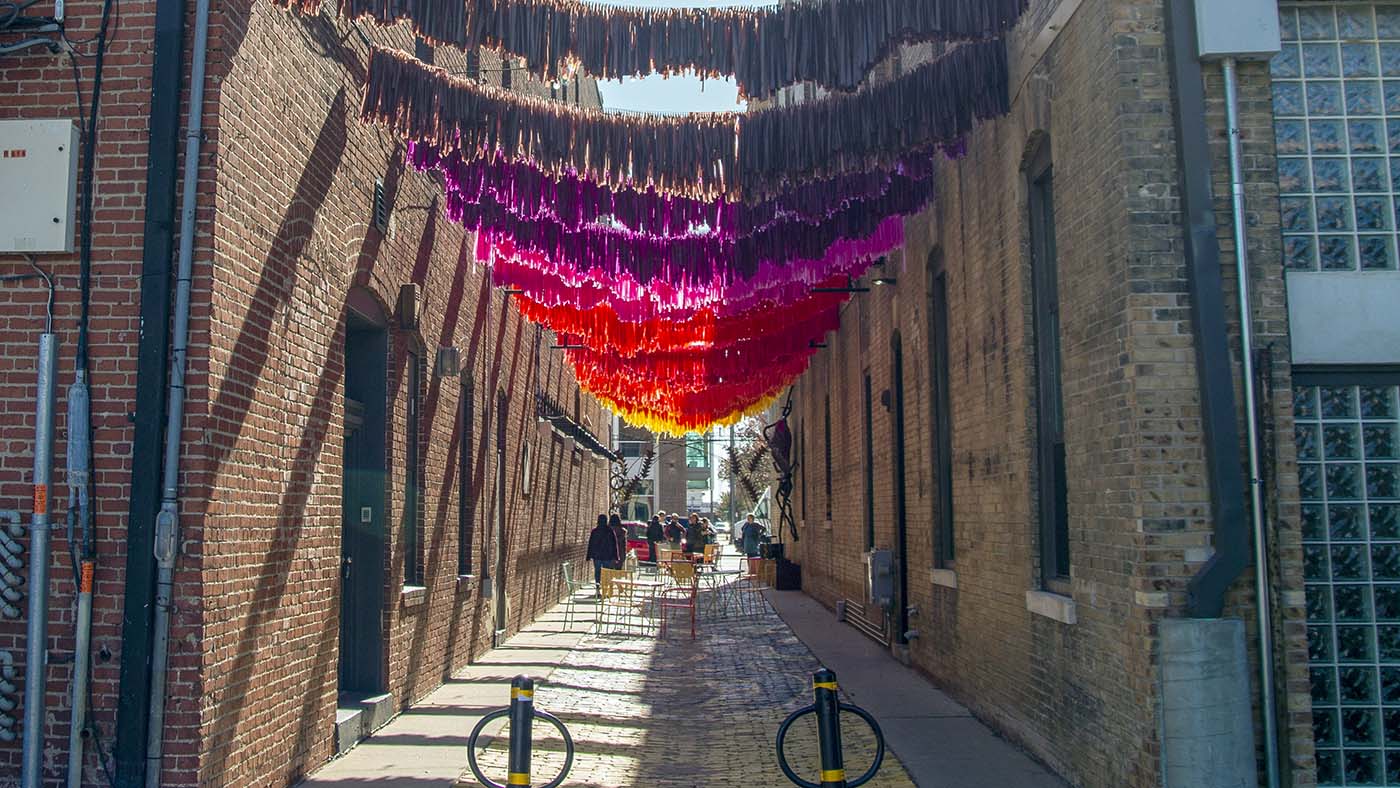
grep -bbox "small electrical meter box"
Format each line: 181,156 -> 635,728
1194,0 -> 1282,61
864,549 -> 894,609
0,120 -> 80,253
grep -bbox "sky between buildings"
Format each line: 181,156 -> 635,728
593,0 -> 778,115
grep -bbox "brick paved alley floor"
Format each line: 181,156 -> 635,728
303,550 -> 1060,788
471,587 -> 914,788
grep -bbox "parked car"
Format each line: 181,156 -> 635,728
622,521 -> 652,561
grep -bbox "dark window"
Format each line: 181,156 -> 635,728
930,265 -> 955,566
1028,145 -> 1069,584
501,58 -> 512,90
863,373 -> 875,549
799,429 -> 807,521
405,351 -> 423,586
824,397 -> 833,520
466,49 -> 480,81
458,381 -> 474,576
413,36 -> 433,65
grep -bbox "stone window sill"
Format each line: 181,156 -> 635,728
931,568 -> 958,590
1026,590 -> 1077,625
401,585 -> 427,609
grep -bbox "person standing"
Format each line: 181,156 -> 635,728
587,514 -> 619,588
663,513 -> 685,549
645,514 -> 664,564
684,512 -> 705,558
609,513 -> 628,568
741,514 -> 765,558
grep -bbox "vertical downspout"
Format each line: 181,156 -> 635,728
1222,56 -> 1282,788
19,333 -> 58,788
144,0 -> 211,778
1165,1 -> 1282,785
113,0 -> 187,770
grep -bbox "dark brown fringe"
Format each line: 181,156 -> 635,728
283,0 -> 1026,100
364,39 -> 1007,201
362,45 -> 739,199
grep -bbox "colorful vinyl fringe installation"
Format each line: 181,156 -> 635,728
349,29 -> 1016,434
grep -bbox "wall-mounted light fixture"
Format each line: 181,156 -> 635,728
812,274 -> 870,294
435,346 -> 461,377
872,276 -> 898,286
809,340 -> 828,349
501,288 -> 524,295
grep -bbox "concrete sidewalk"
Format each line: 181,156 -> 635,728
300,600 -> 598,787
767,590 -> 1066,788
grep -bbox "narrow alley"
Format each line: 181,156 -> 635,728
302,549 -> 1061,788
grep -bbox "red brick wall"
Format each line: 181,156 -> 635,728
0,0 -> 161,780
0,1 -> 611,784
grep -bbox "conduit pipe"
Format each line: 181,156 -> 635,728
1222,56 -> 1281,788
21,332 -> 58,788
0,650 -> 17,742
66,372 -> 93,788
142,0 -> 211,777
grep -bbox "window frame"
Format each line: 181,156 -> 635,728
930,264 -> 956,567
1027,142 -> 1071,587
824,396 -> 833,520
404,348 -> 424,587
458,379 -> 475,576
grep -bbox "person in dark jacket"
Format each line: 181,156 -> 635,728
645,515 -> 664,563
586,514 -> 619,588
609,513 -> 628,566
683,512 -> 706,558
741,514 -> 766,558
663,513 -> 685,548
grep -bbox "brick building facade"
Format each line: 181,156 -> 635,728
783,0 -> 1320,786
0,2 -> 610,785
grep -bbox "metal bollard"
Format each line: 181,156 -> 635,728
812,668 -> 845,787
507,676 -> 534,787
776,668 -> 885,788
467,675 -> 574,788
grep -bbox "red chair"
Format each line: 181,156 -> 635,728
658,562 -> 699,639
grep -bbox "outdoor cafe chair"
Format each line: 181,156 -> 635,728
599,567 -> 642,636
560,560 -> 594,631
733,558 -> 774,616
658,565 -> 700,639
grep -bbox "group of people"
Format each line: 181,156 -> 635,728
585,509 -> 774,586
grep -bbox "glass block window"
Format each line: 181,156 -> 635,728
1274,3 -> 1400,271
1297,378 -> 1400,785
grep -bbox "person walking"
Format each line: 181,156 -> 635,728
645,514 -> 664,564
587,514 -> 620,589
741,514 -> 765,558
609,513 -> 628,567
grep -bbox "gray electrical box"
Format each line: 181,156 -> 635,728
0,119 -> 80,253
1194,0 -> 1281,61
864,549 -> 894,609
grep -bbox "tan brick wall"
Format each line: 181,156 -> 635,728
786,1 -> 1311,786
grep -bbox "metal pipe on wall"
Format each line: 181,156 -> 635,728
1222,56 -> 1281,788
66,373 -> 93,788
20,332 -> 59,788
144,0 -> 212,778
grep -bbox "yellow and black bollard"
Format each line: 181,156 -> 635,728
776,668 -> 886,788
507,676 -> 534,787
812,668 -> 846,787
466,675 -> 575,788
